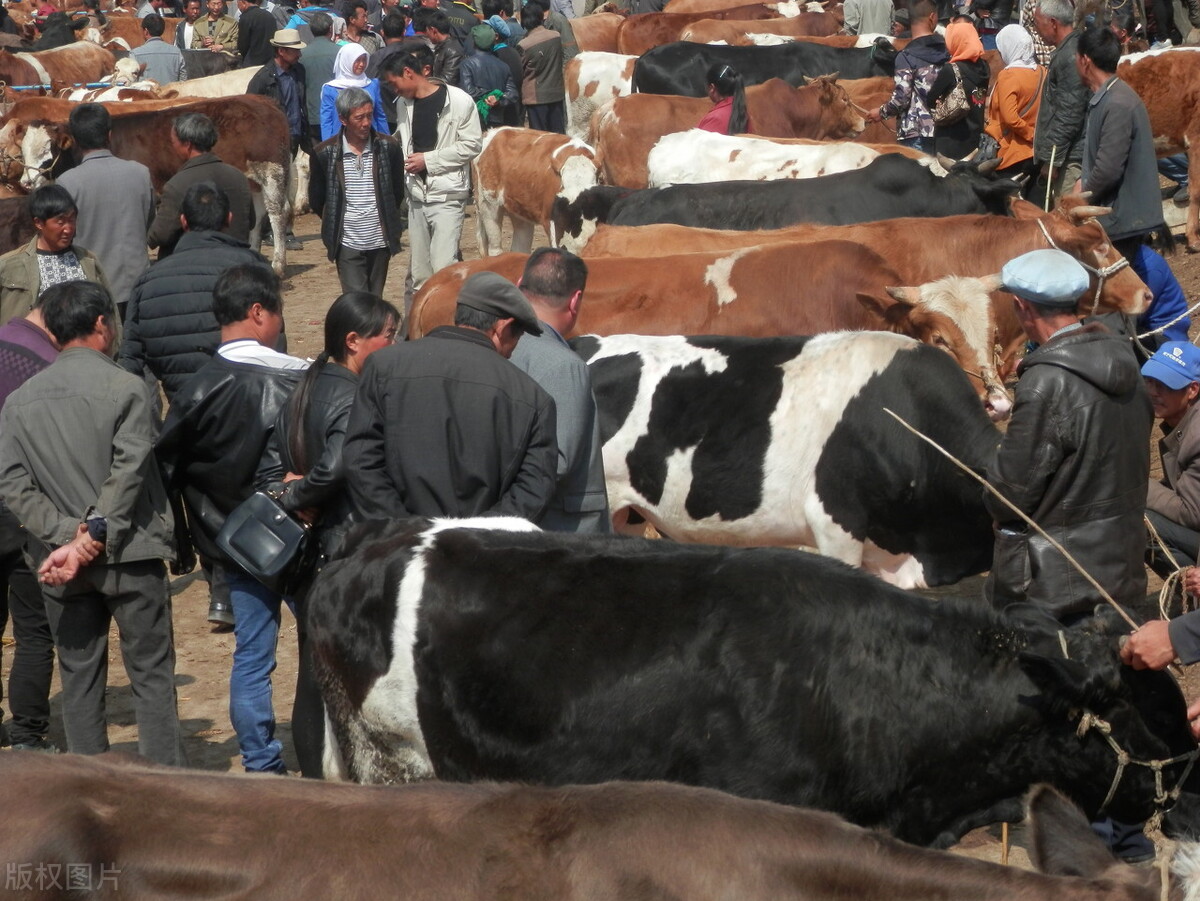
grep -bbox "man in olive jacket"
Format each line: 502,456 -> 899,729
985,248 -> 1152,623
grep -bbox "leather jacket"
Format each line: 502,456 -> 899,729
157,352 -> 302,562
985,323 -> 1152,619
309,130 -> 406,262
257,361 -> 357,548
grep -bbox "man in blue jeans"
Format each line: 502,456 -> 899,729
157,264 -> 306,774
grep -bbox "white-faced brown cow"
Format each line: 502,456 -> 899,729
472,126 -> 598,256
565,51 -> 635,141
0,94 -> 292,274
0,40 -> 115,95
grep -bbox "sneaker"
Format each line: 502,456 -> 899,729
1174,185 -> 1190,207
11,738 -> 60,753
208,598 -> 235,628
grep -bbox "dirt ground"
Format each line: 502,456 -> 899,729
4,204 -> 1200,871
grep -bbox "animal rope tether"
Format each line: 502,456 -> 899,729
1076,710 -> 1199,813
1036,217 -> 1130,316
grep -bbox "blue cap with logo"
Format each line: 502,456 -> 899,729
999,249 -> 1090,309
1142,341 -> 1200,390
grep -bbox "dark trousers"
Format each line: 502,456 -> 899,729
0,503 -> 53,745
1146,508 -> 1200,577
336,245 -> 391,297
526,101 -> 566,134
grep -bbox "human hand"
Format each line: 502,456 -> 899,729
865,108 -> 882,124
1120,620 -> 1178,670
484,94 -> 498,107
282,472 -> 303,483
404,151 -> 426,173
1188,697 -> 1200,742
37,525 -> 101,586
1184,566 -> 1200,597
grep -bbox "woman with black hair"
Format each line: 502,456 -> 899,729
256,290 -> 399,777
697,63 -> 753,135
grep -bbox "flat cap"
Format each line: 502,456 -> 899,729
1000,249 -> 1090,309
456,272 -> 543,336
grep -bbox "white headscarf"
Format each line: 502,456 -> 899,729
996,23 -> 1038,69
326,42 -> 371,90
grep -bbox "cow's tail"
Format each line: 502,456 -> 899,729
320,709 -> 349,781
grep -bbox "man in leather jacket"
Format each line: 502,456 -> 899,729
985,248 -> 1152,623
157,264 -> 307,775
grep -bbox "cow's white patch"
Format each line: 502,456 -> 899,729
14,53 -> 52,87
1172,843 -> 1200,901
861,541 -> 927,589
854,32 -> 894,47
321,711 -> 348,781
704,246 -> 755,307
1119,44 -> 1200,67
352,518 -> 539,783
19,125 -> 54,190
163,66 -> 257,97
767,0 -> 803,16
745,33 -> 795,45
245,160 -> 289,275
647,130 -> 878,187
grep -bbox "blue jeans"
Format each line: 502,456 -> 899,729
898,135 -> 933,153
226,569 -> 294,774
1160,153 -> 1189,187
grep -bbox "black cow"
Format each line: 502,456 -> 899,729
181,48 -> 237,79
632,38 -> 897,96
28,12 -> 90,52
552,156 -> 1020,245
308,516 -> 1200,848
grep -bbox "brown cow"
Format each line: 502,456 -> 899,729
473,127 -> 597,255
0,41 -> 114,92
591,75 -> 863,187
575,198 -> 1151,375
841,75 -> 896,142
570,10 -> 623,51
89,12 -> 181,48
0,95 -> 292,273
565,51 -> 635,141
680,14 -> 872,43
0,194 -> 34,255
409,242 -> 1015,417
1118,49 -> 1200,251
0,753 -> 1189,901
615,4 -> 787,55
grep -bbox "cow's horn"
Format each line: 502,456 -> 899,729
976,158 -> 1001,175
936,153 -> 956,171
1067,204 -> 1112,222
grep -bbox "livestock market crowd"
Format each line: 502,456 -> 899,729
5,0 -> 1200,892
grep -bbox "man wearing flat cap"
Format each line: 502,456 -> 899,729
343,271 -> 558,522
985,248 -> 1152,623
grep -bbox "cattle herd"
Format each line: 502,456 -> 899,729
3,0 -> 1200,896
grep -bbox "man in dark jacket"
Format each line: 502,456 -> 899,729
237,0 -> 278,65
985,248 -> 1152,622
1030,0 -> 1088,205
343,271 -> 557,521
156,264 -> 307,775
414,7 -> 464,85
146,111 -> 256,257
863,0 -> 946,151
1073,24 -> 1163,260
309,86 -> 406,295
123,182 -> 270,402
246,27 -> 309,153
458,23 -> 517,129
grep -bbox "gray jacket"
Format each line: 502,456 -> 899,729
1148,402 -> 1200,530
132,36 -> 185,85
1033,29 -> 1088,166
56,150 -> 154,309
1082,75 -> 1164,242
509,324 -> 611,533
0,347 -> 175,567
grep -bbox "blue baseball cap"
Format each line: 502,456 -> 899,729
1000,249 -> 1090,309
1142,341 -> 1200,390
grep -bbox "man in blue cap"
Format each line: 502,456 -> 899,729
985,248 -> 1153,623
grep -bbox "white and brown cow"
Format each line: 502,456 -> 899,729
646,129 -> 878,186
472,126 -> 597,256
0,40 -> 115,97
565,51 -> 635,141
0,95 -> 292,274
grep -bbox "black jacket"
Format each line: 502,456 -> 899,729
238,4 -> 278,67
458,50 -> 518,128
119,231 -> 270,401
257,361 -> 357,547
309,129 -> 406,261
246,60 -> 309,136
343,326 -> 558,522
157,351 -> 303,563
985,323 -> 1152,619
432,35 -> 465,86
928,57 -> 989,159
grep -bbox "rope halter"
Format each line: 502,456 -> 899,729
1076,710 -> 1200,813
1037,218 -> 1131,316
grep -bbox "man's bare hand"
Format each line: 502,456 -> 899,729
1120,620 -> 1177,670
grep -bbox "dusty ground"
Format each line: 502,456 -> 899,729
4,204 -> 1200,872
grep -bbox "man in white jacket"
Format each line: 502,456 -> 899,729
383,47 -> 482,317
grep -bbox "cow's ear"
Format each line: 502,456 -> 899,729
1026,785 -> 1118,878
857,288 -> 913,324
54,130 -> 73,150
1017,652 -> 1119,712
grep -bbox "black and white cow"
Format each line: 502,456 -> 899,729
308,516 -> 1200,848
632,38 -> 897,96
572,331 -> 999,589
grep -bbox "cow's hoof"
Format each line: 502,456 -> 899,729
1189,243 -> 1200,254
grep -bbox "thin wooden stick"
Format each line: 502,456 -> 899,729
881,407 -> 1139,631
1001,821 -> 1009,866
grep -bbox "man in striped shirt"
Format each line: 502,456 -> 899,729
309,85 -> 406,295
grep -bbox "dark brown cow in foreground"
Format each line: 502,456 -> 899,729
0,95 -> 292,273
591,75 -> 863,187
0,753 -> 1192,900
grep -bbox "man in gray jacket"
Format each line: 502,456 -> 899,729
510,248 -> 610,533
1030,0 -> 1089,205
1073,24 -> 1163,260
0,280 -> 185,766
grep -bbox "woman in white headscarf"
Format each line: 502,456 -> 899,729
982,23 -> 1046,179
320,42 -> 390,141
